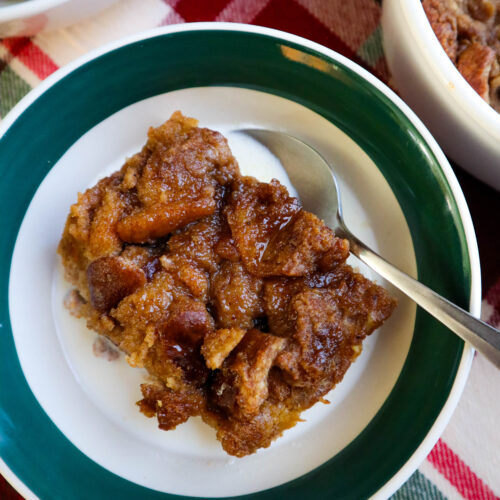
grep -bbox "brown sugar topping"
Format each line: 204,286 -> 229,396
58,112 -> 396,457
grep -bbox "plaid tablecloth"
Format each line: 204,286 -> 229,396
1,0 -> 499,498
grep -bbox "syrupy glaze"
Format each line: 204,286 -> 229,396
58,112 -> 396,457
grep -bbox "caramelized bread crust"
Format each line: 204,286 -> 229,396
58,112 -> 396,457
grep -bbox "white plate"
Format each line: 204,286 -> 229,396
10,87 -> 415,497
0,24 -> 479,500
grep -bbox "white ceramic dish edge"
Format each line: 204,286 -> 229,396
0,0 -> 67,23
382,0 -> 500,191
0,23 -> 479,500
0,0 -> 117,37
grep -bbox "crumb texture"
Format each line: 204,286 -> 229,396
58,112 -> 396,457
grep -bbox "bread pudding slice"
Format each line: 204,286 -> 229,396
58,111 -> 396,457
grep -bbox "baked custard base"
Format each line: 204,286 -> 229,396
58,112 -> 396,457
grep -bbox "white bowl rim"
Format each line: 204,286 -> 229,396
0,0 -> 69,23
0,22 -> 479,500
399,0 -> 500,141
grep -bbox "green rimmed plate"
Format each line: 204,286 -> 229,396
0,24 -> 479,499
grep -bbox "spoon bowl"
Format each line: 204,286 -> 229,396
237,128 -> 500,369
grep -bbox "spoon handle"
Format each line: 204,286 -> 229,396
339,229 -> 500,369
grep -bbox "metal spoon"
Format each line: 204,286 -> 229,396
237,128 -> 500,369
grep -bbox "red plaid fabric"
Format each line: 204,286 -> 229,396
1,1 -> 499,498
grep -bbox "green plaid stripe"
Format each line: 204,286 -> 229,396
0,64 -> 31,117
391,471 -> 448,500
357,25 -> 385,67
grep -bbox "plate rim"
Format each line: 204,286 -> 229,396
0,22 -> 479,500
